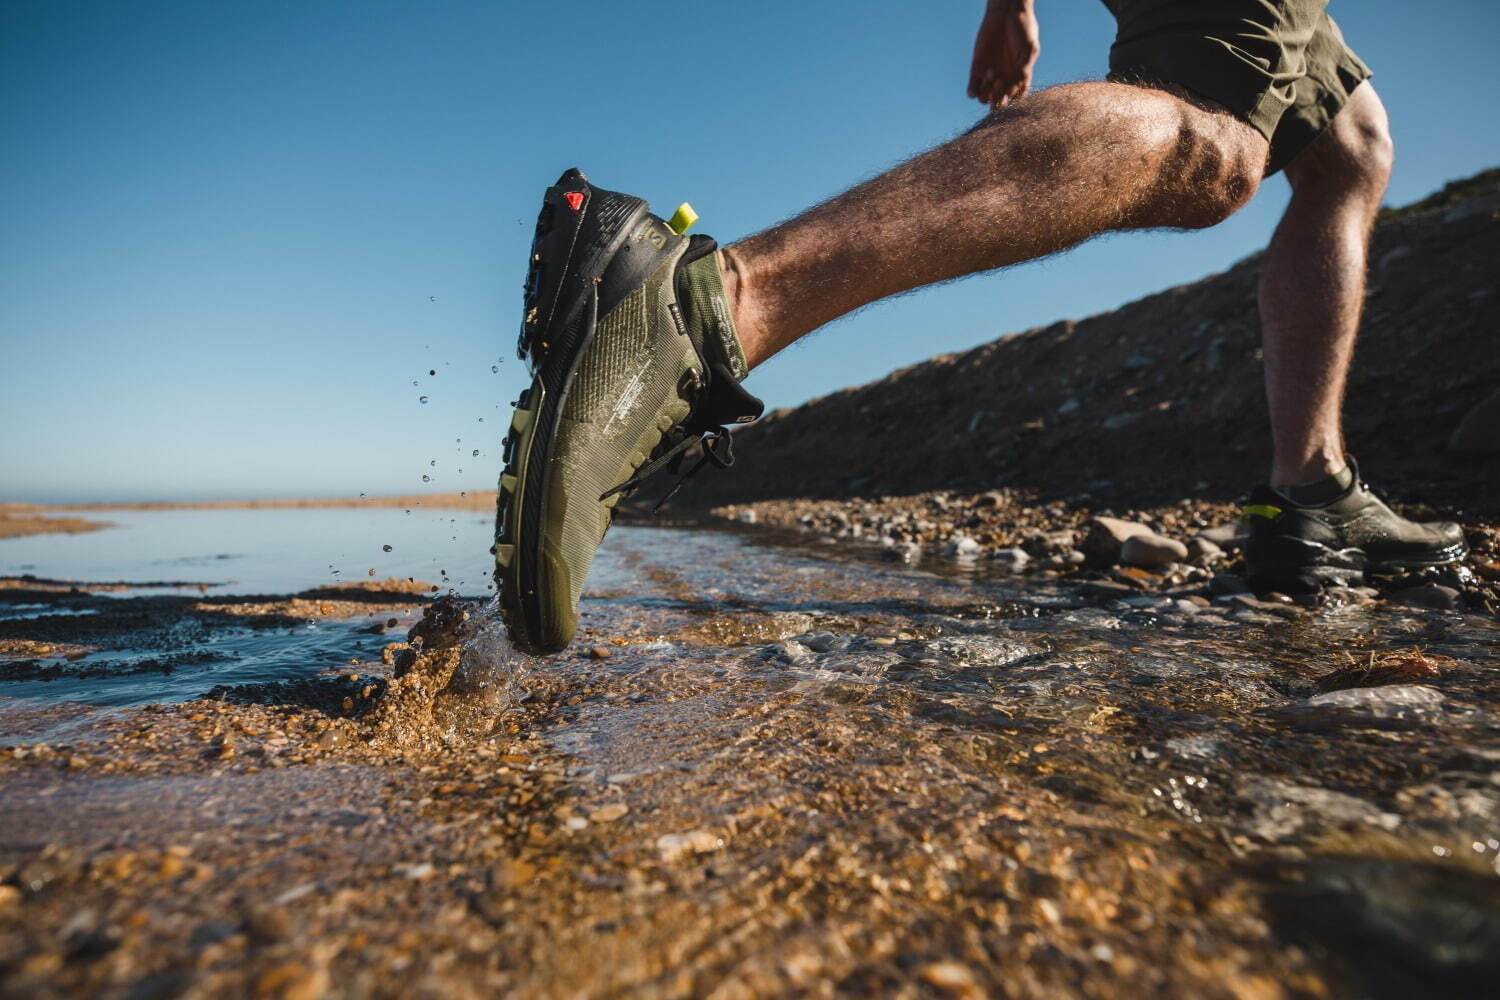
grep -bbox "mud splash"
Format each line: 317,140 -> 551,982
3,524 -> 1500,998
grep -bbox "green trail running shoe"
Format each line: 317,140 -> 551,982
495,168 -> 762,654
1242,460 -> 1467,593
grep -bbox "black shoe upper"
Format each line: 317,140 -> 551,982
1243,460 -> 1466,591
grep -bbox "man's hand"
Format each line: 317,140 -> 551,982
968,0 -> 1040,109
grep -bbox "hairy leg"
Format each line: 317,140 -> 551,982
1259,82 -> 1393,487
720,81 -> 1267,368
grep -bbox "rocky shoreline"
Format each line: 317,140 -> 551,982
711,486 -> 1500,618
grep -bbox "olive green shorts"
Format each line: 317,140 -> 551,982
1100,0 -> 1372,174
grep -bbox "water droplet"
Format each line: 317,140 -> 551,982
471,449 -> 479,457
419,395 -> 429,404
421,474 -> 430,482
382,544 -> 392,552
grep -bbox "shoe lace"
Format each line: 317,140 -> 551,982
598,424 -> 738,512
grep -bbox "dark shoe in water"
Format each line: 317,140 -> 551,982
1242,460 -> 1467,593
495,168 -> 762,654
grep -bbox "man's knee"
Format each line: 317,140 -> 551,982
1286,84 -> 1393,198
1162,115 -> 1266,229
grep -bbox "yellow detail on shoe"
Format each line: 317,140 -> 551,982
666,202 -> 698,235
1241,503 -> 1283,522
500,473 -> 517,493
494,543 -> 514,568
511,407 -> 533,433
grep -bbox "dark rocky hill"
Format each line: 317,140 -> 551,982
676,169 -> 1500,517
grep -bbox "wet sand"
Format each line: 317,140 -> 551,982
3,519 -> 1499,999
0,514 -> 113,541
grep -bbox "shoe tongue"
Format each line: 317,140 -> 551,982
676,236 -> 749,382
1276,465 -> 1355,506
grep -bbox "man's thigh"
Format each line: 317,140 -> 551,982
1100,0 -> 1371,174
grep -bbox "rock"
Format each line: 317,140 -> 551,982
734,509 -> 757,524
1239,777 -> 1400,842
919,961 -> 982,997
1120,533 -> 1189,569
1388,583 -> 1461,610
656,830 -> 722,861
1447,388 -> 1500,457
882,540 -> 921,563
1227,594 -> 1303,620
1185,536 -> 1223,566
588,803 -> 629,823
943,535 -> 982,558
1081,516 -> 1154,564
974,491 -> 1005,508
1196,522 -> 1249,552
1267,685 -> 1445,730
1209,573 -> 1251,596
989,547 -> 1030,572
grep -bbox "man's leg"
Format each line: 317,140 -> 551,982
1258,81 -> 1394,488
720,81 -> 1268,368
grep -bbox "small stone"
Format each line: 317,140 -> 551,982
1185,536 -> 1223,566
1196,522 -> 1249,552
254,961 -> 329,1000
589,803 -> 629,823
657,830 -> 721,861
0,885 -> 20,909
989,547 -> 1030,572
1388,582 -> 1461,610
943,535 -> 982,557
734,509 -> 757,524
1209,573 -> 1251,596
1268,685 -> 1445,730
588,646 -> 612,660
919,961 -> 981,997
1081,516 -> 1154,564
1120,533 -> 1189,569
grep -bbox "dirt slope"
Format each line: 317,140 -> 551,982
676,169 -> 1500,517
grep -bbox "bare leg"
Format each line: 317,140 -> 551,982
720,81 -> 1268,368
1259,82 -> 1393,486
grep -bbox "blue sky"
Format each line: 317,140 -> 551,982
3,0 -> 1497,503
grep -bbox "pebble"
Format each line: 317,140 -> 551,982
1120,533 -> 1188,569
589,803 -> 629,823
657,830 -> 722,861
1388,582 -> 1461,611
1269,685 -> 1446,730
943,535 -> 982,557
990,547 -> 1030,571
1082,516 -> 1153,564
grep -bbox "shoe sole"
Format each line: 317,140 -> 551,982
495,173 -> 650,654
1248,538 -> 1469,594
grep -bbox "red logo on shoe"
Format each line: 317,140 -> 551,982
563,191 -> 584,211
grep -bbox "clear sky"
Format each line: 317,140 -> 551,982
3,0 -> 1497,503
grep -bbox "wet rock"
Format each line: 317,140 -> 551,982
1265,857 -> 1500,997
1388,582 -> 1461,610
1448,388 -> 1500,457
943,535 -> 982,558
1226,594 -> 1302,620
1081,516 -> 1153,564
1185,537 -> 1223,566
656,830 -> 721,861
989,547 -> 1030,572
1120,533 -> 1188,569
589,803 -> 629,823
1267,685 -> 1445,730
1196,522 -> 1248,552
1240,778 -> 1400,842
1209,573 -> 1251,596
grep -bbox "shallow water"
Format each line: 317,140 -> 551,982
0,507 -> 500,597
5,514 -> 1500,994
